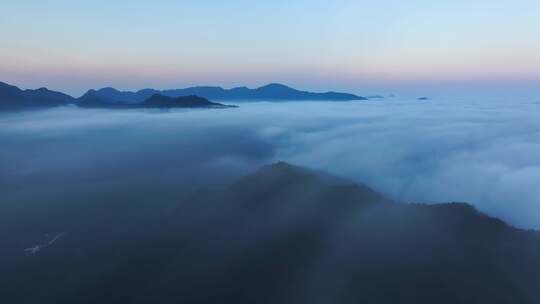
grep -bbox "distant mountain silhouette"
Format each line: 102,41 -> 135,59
0,81 -> 75,110
0,81 -> 366,110
78,92 -> 232,109
83,87 -> 154,104
80,83 -> 367,102
142,94 -> 232,108
3,162 -> 540,303
367,95 -> 385,99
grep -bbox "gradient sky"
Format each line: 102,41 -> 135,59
1,0 -> 539,96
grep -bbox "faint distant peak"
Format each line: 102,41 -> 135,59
231,86 -> 249,90
137,88 -> 159,94
257,83 -> 293,90
96,87 -> 123,93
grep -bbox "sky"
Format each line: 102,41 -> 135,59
1,0 -> 540,96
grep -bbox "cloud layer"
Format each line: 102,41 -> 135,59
1,97 -> 539,228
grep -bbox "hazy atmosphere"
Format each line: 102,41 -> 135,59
2,1 -> 540,303
2,96 -> 539,228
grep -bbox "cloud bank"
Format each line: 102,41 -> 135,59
1,97 -> 539,229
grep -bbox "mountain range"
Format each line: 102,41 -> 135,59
0,81 -> 366,110
81,83 -> 367,103
77,93 -> 233,109
3,162 -> 540,303
0,81 -> 75,110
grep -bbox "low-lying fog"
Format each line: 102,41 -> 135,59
1,96 -> 539,229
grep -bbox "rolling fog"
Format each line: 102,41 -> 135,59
1,96 -> 540,229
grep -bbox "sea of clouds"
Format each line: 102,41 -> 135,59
1,96 -> 539,229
